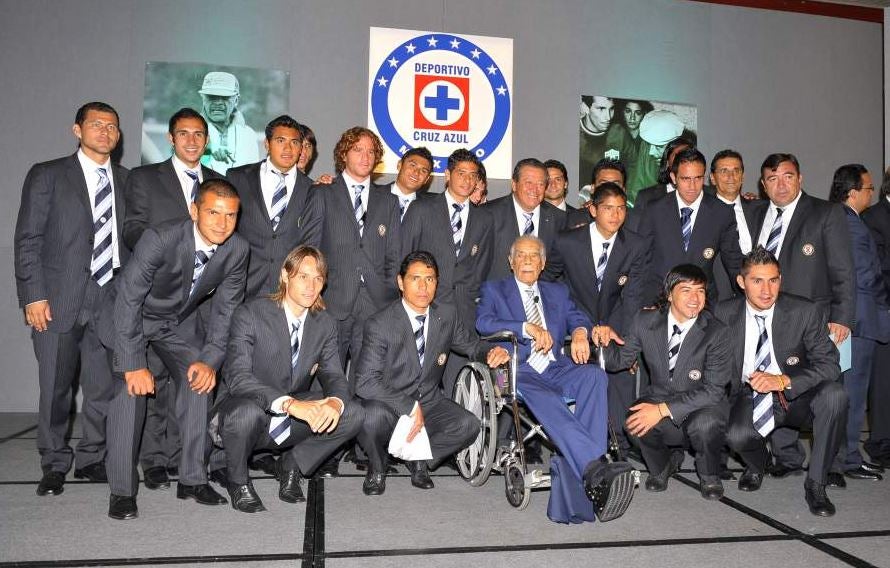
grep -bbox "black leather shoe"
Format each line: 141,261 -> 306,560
314,456 -> 339,479
167,465 -> 179,477
249,455 -> 279,477
74,461 -> 107,482
804,478 -> 836,517
408,461 -> 434,490
208,468 -> 228,486
228,482 -> 266,513
768,462 -> 803,478
719,467 -> 737,481
860,461 -> 886,474
845,466 -> 883,481
644,452 -> 682,492
700,478 -> 724,500
363,471 -> 386,495
279,470 -> 305,503
143,466 -> 170,490
108,494 -> 138,520
36,471 -> 65,496
827,471 -> 847,488
738,469 -> 764,492
176,482 -> 227,505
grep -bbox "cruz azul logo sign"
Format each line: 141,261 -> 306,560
368,27 -> 513,178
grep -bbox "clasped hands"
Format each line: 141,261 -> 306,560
284,397 -> 342,433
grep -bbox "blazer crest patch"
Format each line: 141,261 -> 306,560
786,356 -> 800,366
378,224 -> 387,237
310,363 -> 319,376
702,247 -> 715,260
801,243 -> 815,256
688,369 -> 702,381
437,353 -> 447,366
618,275 -> 628,286
471,244 -> 479,257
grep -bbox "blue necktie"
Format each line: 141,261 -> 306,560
185,169 -> 200,203
189,248 -> 214,297
595,242 -> 610,291
415,315 -> 426,366
270,321 -> 301,445
270,170 -> 288,231
451,202 -> 464,257
765,207 -> 784,255
522,212 -> 534,235
668,324 -> 682,378
353,184 -> 365,236
680,207 -> 693,252
752,315 -> 775,437
91,168 -> 114,287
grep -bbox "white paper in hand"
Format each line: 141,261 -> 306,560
387,414 -> 433,461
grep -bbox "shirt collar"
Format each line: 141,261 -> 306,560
172,154 -> 200,176
746,302 -> 776,320
282,301 -> 309,331
589,222 -> 618,248
77,148 -> 111,172
512,197 -> 539,217
716,193 -> 741,207
401,299 -> 429,322
675,189 -> 704,212
667,310 -> 697,334
263,157 -> 296,177
342,171 -> 370,189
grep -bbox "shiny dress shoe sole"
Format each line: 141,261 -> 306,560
143,467 -> 170,490
36,472 -> 65,496
176,483 -> 228,505
108,495 -> 138,520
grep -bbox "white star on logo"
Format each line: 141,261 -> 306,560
450,38 -> 461,49
496,86 -> 507,96
470,48 -> 481,59
399,145 -> 408,154
433,159 -> 441,169
388,57 -> 399,68
377,77 -> 389,88
427,36 -> 438,47
487,64 -> 498,75
405,43 -> 416,54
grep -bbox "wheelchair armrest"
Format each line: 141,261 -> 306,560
481,330 -> 516,343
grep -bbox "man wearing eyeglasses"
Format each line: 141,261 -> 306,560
637,147 -> 744,305
14,102 -> 129,496
484,158 -> 567,280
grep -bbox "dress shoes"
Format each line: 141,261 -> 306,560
36,471 -> 65,496
363,471 -> 386,495
738,469 -> 764,492
314,456 -> 340,479
176,482 -> 228,505
73,461 -> 107,482
699,477 -> 724,500
108,494 -> 138,520
718,467 -> 737,481
826,471 -> 847,489
408,461 -> 434,489
208,468 -> 229,486
845,465 -> 883,481
143,466 -> 170,490
860,461 -> 885,474
644,451 -> 683,492
279,470 -> 305,503
249,455 -> 279,477
167,465 -> 179,477
768,462 -> 804,478
228,482 -> 266,513
804,478 -> 836,517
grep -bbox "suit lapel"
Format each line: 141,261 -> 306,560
159,159 -> 190,214
506,279 -> 528,323
248,163 -> 273,222
662,197 -> 686,255
422,305 -> 442,374
111,163 -> 128,245
599,230 -> 624,301
778,195 -> 811,264
293,310 -> 321,387
66,155 -> 92,219
334,176 -> 362,236
648,312 -> 670,378
181,223 -> 197,306
673,316 -> 706,376
268,304 -> 293,385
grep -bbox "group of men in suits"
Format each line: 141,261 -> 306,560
14,100 -> 889,522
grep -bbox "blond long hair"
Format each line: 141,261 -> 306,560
269,245 -> 327,312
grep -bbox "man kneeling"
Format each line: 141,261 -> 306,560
211,246 -> 363,512
355,251 -> 509,495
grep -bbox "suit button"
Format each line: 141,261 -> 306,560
359,244 -> 364,249
272,235 -> 277,240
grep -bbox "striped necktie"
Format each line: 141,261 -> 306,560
523,288 -> 551,368
680,207 -> 693,252
752,315 -> 776,437
765,207 -> 784,255
91,167 -> 114,287
185,169 -> 200,203
353,184 -> 365,237
399,197 -> 410,220
269,321 -> 301,446
189,248 -> 215,297
415,314 -> 426,366
270,170 -> 288,231
451,202 -> 464,257
667,324 -> 682,377
595,242 -> 610,291
522,211 -> 534,235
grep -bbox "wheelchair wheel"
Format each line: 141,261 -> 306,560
505,463 -> 531,509
452,363 -> 498,487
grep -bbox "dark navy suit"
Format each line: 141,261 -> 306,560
476,278 -> 607,479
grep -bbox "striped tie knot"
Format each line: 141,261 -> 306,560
190,247 -> 215,296
522,211 -> 534,235
185,169 -> 200,203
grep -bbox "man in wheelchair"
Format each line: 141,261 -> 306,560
476,235 -> 636,521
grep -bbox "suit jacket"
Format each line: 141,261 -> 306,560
476,278 -> 591,365
544,224 -> 651,333
714,294 -> 840,399
219,298 -> 348,409
355,300 -> 491,415
565,206 -> 594,229
110,219 -> 248,373
861,197 -> 890,297
302,175 -> 401,319
122,158 -> 223,251
844,207 -> 890,342
748,193 -> 854,328
14,153 -> 129,332
604,308 -> 730,424
483,195 -> 567,280
401,192 -> 493,330
639,192 -> 743,304
228,161 -> 313,298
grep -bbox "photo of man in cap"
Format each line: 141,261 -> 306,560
199,71 -> 261,173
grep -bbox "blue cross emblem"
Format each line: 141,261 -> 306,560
424,84 -> 460,121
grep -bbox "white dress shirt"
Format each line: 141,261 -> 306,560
512,198 -> 540,237
742,303 -> 781,383
756,190 -> 803,258
260,158 -> 298,217
171,155 -> 203,206
716,194 -> 753,254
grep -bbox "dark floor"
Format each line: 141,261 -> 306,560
1,413 -> 888,568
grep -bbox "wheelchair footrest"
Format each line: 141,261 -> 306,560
525,468 -> 551,490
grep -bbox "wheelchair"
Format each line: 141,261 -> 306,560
451,330 -> 640,518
